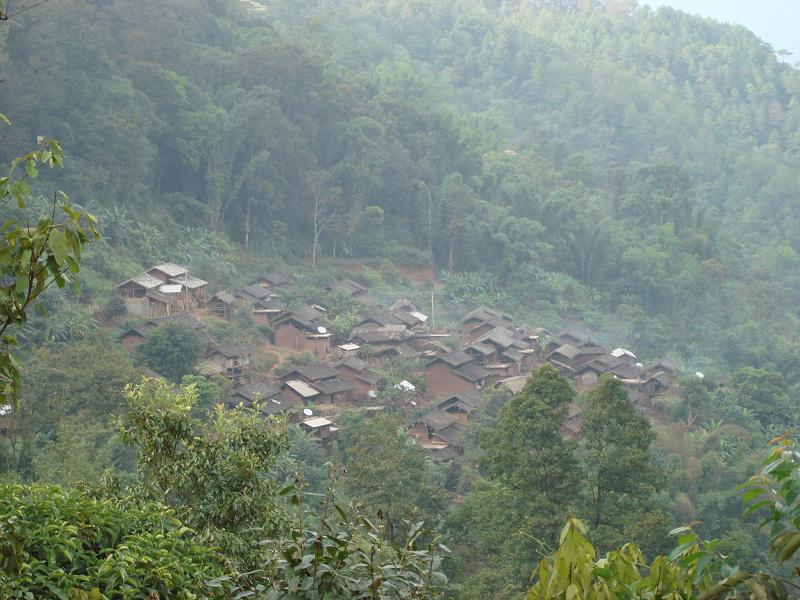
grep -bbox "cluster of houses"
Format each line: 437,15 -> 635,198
113,265 -> 683,452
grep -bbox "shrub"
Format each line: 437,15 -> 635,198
0,483 -> 227,599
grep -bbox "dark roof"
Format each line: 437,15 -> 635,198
327,278 -> 367,296
144,290 -> 175,304
120,326 -> 149,339
575,354 -> 623,375
434,422 -> 467,447
338,357 -> 369,373
259,272 -> 292,287
437,393 -> 478,414
610,363 -> 644,380
392,311 -> 421,327
501,348 -> 525,363
209,344 -> 253,358
461,305 -> 513,325
552,327 -> 593,345
547,344 -> 583,361
354,314 -> 397,328
233,382 -> 280,403
253,297 -> 286,311
476,327 -> 519,350
466,342 -> 495,357
453,362 -> 491,382
211,291 -> 237,305
417,410 -> 459,431
273,306 -> 330,330
237,283 -> 273,301
647,359 -> 681,376
432,350 -> 473,368
282,364 -> 339,382
355,370 -> 383,386
314,378 -> 355,395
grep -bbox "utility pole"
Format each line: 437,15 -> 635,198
430,289 -> 435,331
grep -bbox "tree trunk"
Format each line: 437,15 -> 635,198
244,200 -> 251,249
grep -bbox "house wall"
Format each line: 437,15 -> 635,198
520,354 -> 537,373
275,322 -> 305,351
426,361 -> 474,397
124,297 -> 149,317
281,387 -> 306,406
148,299 -> 170,318
461,322 -> 493,345
408,423 -> 430,445
304,336 -> 330,357
120,333 -> 145,350
576,370 -> 599,389
337,368 -> 372,400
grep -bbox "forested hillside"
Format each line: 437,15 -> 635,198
2,0 -> 800,373
3,1 -> 800,598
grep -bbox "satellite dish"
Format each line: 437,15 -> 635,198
317,326 -> 327,334
303,408 -> 313,416
635,362 -> 643,368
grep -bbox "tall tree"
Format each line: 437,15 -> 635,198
579,375 -> 661,529
338,414 -> 446,542
480,364 -> 580,506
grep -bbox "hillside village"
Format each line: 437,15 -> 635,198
110,262 -> 686,459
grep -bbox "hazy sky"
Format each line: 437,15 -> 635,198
648,1 -> 800,60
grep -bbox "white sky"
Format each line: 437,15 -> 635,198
647,1 -> 800,60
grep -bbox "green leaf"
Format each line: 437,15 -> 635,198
49,229 -> 69,266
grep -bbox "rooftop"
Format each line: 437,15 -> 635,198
454,362 -> 490,382
284,379 -> 320,398
284,364 -> 339,382
150,263 -> 188,277
211,290 -> 237,305
117,272 -> 163,290
170,274 -> 208,289
233,382 -> 280,402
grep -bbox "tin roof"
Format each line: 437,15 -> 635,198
284,380 -> 320,398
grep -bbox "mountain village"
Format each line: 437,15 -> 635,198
110,261 -> 685,460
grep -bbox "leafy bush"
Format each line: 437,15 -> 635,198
138,322 -> 202,381
0,483 -> 227,599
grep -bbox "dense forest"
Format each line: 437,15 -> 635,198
3,0 -> 800,598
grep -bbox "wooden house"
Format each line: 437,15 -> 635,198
545,327 -> 594,354
209,291 -> 237,317
333,357 -> 385,400
407,411 -> 466,459
252,297 -> 285,324
326,278 -> 368,298
147,263 -> 187,282
236,282 -> 275,304
279,364 -> 354,404
435,389 -> 481,425
460,306 -> 515,344
204,344 -> 252,385
228,382 -> 293,416
115,273 -> 165,316
252,272 -> 293,290
169,273 -> 208,306
272,306 -> 332,356
300,417 -> 339,442
425,350 -> 490,397
281,379 -> 322,406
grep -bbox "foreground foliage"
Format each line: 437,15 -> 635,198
528,437 -> 800,599
0,483 -> 226,599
